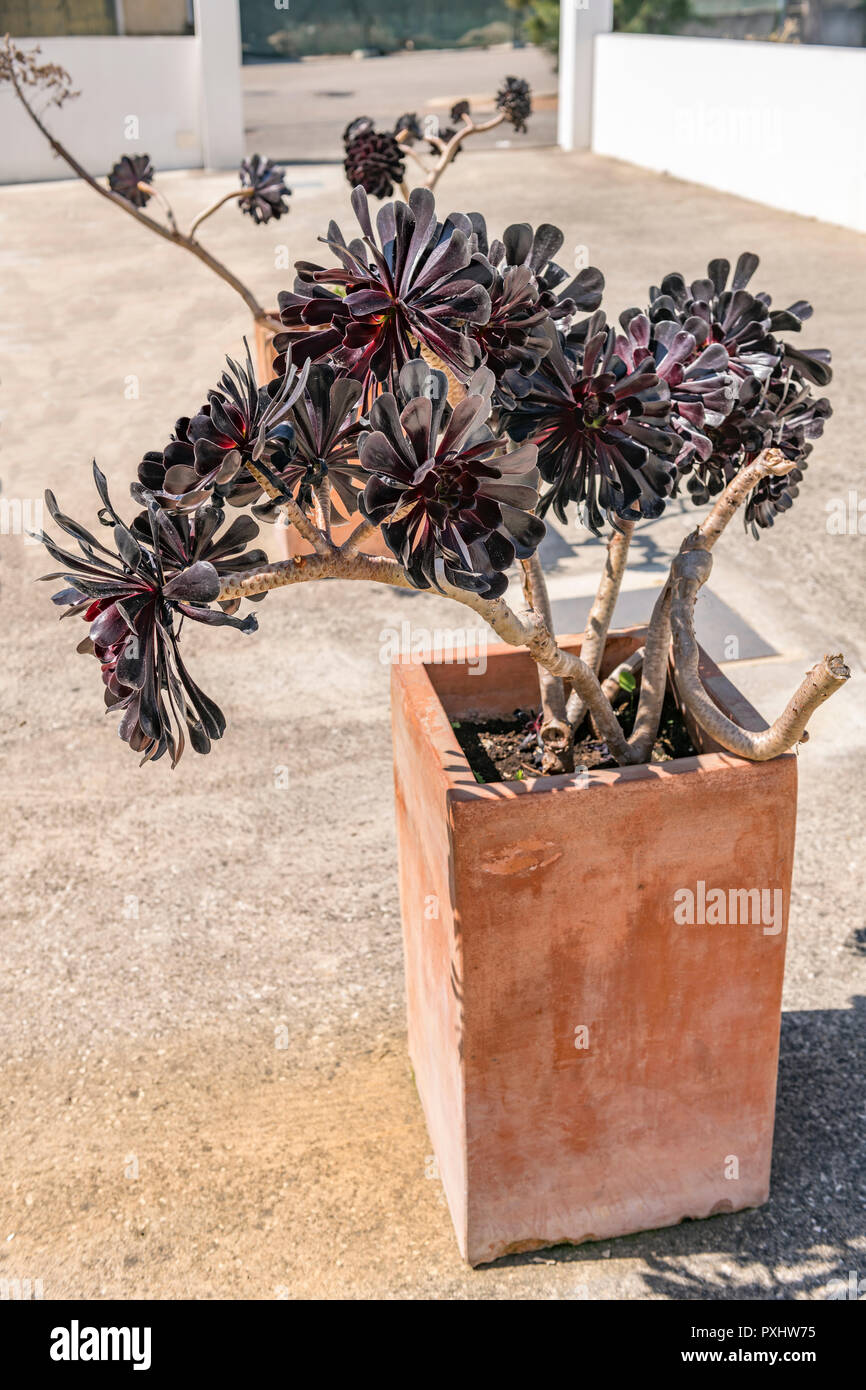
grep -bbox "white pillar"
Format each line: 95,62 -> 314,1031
557,0 -> 613,151
193,0 -> 244,169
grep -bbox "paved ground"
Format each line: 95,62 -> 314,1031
0,142 -> 865,1300
242,46 -> 557,165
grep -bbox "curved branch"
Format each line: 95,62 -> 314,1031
340,517 -> 378,557
5,58 -> 273,325
627,447 -> 813,760
566,520 -> 634,728
627,583 -> 671,762
670,549 -> 850,760
521,554 -> 572,772
218,549 -> 637,766
245,462 -> 332,556
394,128 -> 433,176
424,111 -> 506,191
189,187 -> 254,240
696,447 -> 793,552
313,480 -> 333,541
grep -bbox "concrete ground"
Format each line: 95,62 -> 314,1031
242,46 -> 558,165
0,143 -> 864,1300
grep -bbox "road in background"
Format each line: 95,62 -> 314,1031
242,45 -> 557,164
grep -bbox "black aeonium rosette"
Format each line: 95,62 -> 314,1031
273,186 -> 494,397
694,367 -> 832,533
343,116 -> 375,144
636,253 -> 833,532
138,347 -> 309,512
344,128 -> 406,200
496,76 -> 532,133
647,253 -> 777,388
36,466 -> 264,765
615,312 -> 735,468
744,466 -> 805,536
359,361 -> 544,598
393,112 -> 423,144
239,154 -> 291,224
256,364 -> 367,521
469,216 -> 604,381
500,318 -> 683,533
107,153 -> 154,208
646,252 -> 832,390
489,221 -> 604,326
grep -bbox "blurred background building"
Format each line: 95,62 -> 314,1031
2,0 -> 862,46
0,1 -> 194,33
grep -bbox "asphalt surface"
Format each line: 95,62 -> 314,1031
242,46 -> 558,165
0,140 -> 864,1299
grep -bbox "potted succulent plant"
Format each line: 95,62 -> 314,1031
35,184 -> 849,1265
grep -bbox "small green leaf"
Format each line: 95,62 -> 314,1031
514,768 -> 524,780
618,668 -> 637,692
451,720 -> 462,729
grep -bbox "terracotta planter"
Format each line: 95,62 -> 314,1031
253,315 -> 388,560
391,627 -> 797,1266
254,315 -> 279,386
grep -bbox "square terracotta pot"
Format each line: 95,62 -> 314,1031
390,627 -> 797,1266
254,315 -> 279,385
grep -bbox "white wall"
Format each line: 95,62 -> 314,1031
558,0 -> 613,152
0,37 -> 202,183
193,0 -> 244,171
0,3 -> 243,184
591,35 -> 866,234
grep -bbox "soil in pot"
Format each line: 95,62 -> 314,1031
451,683 -> 698,783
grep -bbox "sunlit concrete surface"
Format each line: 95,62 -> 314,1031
1,145 -> 864,1298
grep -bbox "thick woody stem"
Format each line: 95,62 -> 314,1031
219,550 -> 636,765
695,452 -> 791,551
627,584 -> 672,762
340,516 -> 378,557
220,552 -> 335,598
245,462 -> 331,556
423,111 -> 507,192
566,520 -> 635,728
670,550 -> 850,760
521,554 -> 573,773
629,447 -> 804,759
313,481 -> 332,541
522,624 -> 636,766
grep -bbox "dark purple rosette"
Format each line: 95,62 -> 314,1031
500,318 -> 683,533
358,361 -> 544,597
36,466 -> 264,765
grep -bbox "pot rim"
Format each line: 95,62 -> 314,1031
391,624 -> 793,803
